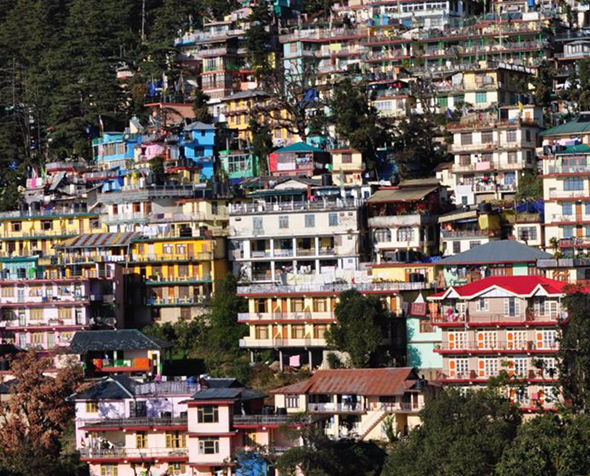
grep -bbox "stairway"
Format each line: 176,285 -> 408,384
358,410 -> 388,440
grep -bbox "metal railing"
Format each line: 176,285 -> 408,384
80,448 -> 188,458
308,403 -> 365,413
81,416 -> 188,428
237,311 -> 335,321
146,297 -> 207,306
145,274 -> 212,284
435,340 -> 559,351
238,282 -> 431,295
230,199 -> 362,215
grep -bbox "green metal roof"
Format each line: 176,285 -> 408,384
274,142 -> 325,154
555,144 -> 590,154
541,118 -> 590,136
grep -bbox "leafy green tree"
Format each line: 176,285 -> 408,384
245,5 -> 273,74
558,291 -> 590,413
496,414 -> 590,476
516,171 -> 543,201
325,289 -> 388,368
382,389 -> 521,476
276,426 -> 386,476
150,156 -> 166,185
329,78 -> 392,171
192,89 -> 213,123
249,119 -> 273,175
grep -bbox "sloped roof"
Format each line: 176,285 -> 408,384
191,387 -> 265,401
184,121 -> 215,131
271,368 -> 417,396
429,276 -> 569,300
221,89 -> 269,101
59,232 -> 142,249
367,186 -> 439,203
70,375 -> 136,400
274,142 -> 325,154
70,330 -> 172,353
440,240 -> 551,265
399,178 -> 440,188
540,115 -> 590,136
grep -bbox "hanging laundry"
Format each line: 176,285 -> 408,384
289,355 -> 301,367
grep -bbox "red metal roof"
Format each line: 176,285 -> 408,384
271,367 -> 417,396
429,276 -> 571,300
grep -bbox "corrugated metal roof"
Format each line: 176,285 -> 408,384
540,116 -> 590,136
367,186 -> 439,203
191,388 -> 265,401
70,376 -> 136,400
440,240 -> 551,265
70,330 -> 172,353
60,232 -> 141,249
272,368 -> 417,396
274,142 -> 325,154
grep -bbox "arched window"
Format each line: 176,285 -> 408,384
374,228 -> 392,243
397,227 -> 414,242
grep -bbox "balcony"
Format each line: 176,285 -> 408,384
145,274 -> 212,285
229,199 -> 362,216
441,229 -> 495,239
368,214 -> 435,228
434,340 -> 558,353
239,337 -> 327,348
237,311 -> 335,322
547,165 -> 590,174
547,190 -> 589,199
93,358 -> 152,372
146,297 -> 207,306
80,416 -> 187,430
432,311 -> 564,327
100,212 -> 198,226
308,403 -> 366,413
547,214 -> 578,223
130,252 -> 214,263
80,448 -> 188,460
238,281 -> 431,295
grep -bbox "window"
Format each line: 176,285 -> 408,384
163,244 -> 173,254
165,432 -> 186,448
30,309 -> 43,320
31,333 -> 44,344
507,152 -> 518,164
586,202 -> 590,216
437,96 -> 448,107
482,357 -> 499,377
279,216 -> 289,229
506,130 -> 517,143
508,329 -> 527,350
518,226 -> 537,241
469,241 -> 481,249
0,287 -> 13,298
58,308 -> 72,321
11,222 -> 21,232
562,202 -> 573,216
452,241 -> 461,254
525,129 -> 531,142
255,326 -> 269,339
512,357 -> 528,377
397,227 -> 414,242
564,177 -> 583,191
374,229 -> 392,243
478,331 -> 498,349
176,244 -> 187,254
419,318 -> 434,333
100,465 -> 118,476
459,155 -> 471,166
198,437 -> 219,454
197,405 -> 219,423
291,324 -> 305,339
314,324 -> 327,339
329,213 -> 338,226
504,298 -> 520,316
476,298 -> 488,311
341,154 -> 353,164
86,401 -> 98,413
504,172 -> 516,185
170,463 -> 187,476
41,221 -> 52,231
455,94 -> 465,106
90,219 -> 100,229
286,394 -> 300,408
313,298 -> 327,312
292,298 -> 304,312
475,92 -> 487,104
136,432 -> 147,449
481,131 -> 493,144
563,226 -> 575,239
304,215 -> 315,228
461,133 -> 472,145
540,329 -> 557,350
450,358 -> 469,377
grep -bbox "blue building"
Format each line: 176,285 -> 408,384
179,122 -> 216,180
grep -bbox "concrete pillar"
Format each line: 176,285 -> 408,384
250,351 -> 254,364
292,237 -> 297,257
270,238 -> 275,258
279,350 -> 283,370
308,350 -> 313,369
314,236 -> 320,255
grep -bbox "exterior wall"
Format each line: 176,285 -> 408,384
406,317 -> 443,370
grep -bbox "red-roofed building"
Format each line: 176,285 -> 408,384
427,276 -> 568,411
272,367 -> 436,440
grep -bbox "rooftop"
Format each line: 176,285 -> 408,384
70,375 -> 136,400
59,232 -> 142,249
541,113 -> 590,136
273,142 -> 326,154
440,240 -> 551,265
272,367 -> 420,396
70,330 -> 172,353
367,186 -> 439,203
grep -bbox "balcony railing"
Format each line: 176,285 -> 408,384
433,311 -> 564,325
232,414 -> 312,425
435,340 -> 559,352
547,165 -> 590,174
230,199 -> 362,215
237,311 -> 335,322
548,190 -> 589,199
441,229 -> 494,238
93,358 -> 152,371
80,448 -> 188,459
130,252 -> 214,262
308,403 -> 365,413
238,281 -> 431,295
146,297 -> 207,306
145,274 -> 212,284
81,416 -> 187,429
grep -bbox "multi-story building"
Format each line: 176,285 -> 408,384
73,376 -> 302,476
92,119 -> 144,170
229,179 -> 365,283
367,179 -> 446,263
540,114 -> 590,253
429,276 -> 567,411
236,275 -> 405,368
219,150 -> 261,183
449,110 -> 540,206
268,143 -> 332,177
273,367 -> 434,440
439,207 -> 502,257
330,149 -> 364,185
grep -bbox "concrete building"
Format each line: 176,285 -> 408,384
429,276 -> 567,411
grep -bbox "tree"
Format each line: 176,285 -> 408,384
329,78 -> 392,172
276,426 -> 386,476
245,5 -> 274,74
192,89 -> 213,123
150,156 -> 166,185
325,289 -> 388,368
382,389 -> 521,476
516,171 -> 543,201
496,413 -> 590,476
249,119 -> 273,175
0,352 -> 85,476
558,290 -> 590,413
392,114 -> 451,179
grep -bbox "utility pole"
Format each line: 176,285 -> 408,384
141,0 -> 146,42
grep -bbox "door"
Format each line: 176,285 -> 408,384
47,333 -> 55,349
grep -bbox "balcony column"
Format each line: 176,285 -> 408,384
271,261 -> 276,283
292,238 -> 297,257
279,349 -> 284,370
314,236 -> 320,255
308,350 -> 313,369
270,238 -> 275,258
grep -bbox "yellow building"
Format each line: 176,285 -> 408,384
330,149 -> 364,185
126,236 -> 228,324
0,209 -> 106,258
